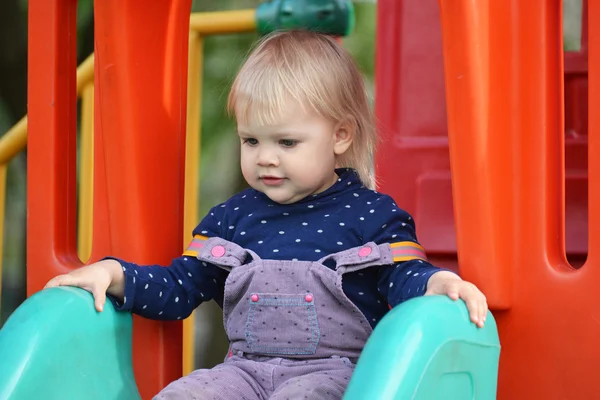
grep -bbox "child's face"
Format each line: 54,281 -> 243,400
237,100 -> 351,204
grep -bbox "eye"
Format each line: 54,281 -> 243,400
243,138 -> 258,146
280,139 -> 297,148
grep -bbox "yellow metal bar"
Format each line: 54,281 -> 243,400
0,118 -> 28,166
189,10 -> 256,35
0,53 -> 94,167
0,165 -> 6,312
182,32 -> 204,375
77,84 -> 94,263
76,54 -> 95,96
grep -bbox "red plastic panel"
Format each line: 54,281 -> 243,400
28,0 -> 192,397
92,1 -> 192,396
374,0 -> 455,270
27,0 -> 80,292
435,0 -> 600,398
564,1 -> 589,263
375,0 -> 590,271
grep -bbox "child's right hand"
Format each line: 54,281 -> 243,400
44,259 -> 125,312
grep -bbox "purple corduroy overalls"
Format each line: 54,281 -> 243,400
155,237 -> 394,399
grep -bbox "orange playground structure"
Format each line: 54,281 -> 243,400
3,0 -> 598,398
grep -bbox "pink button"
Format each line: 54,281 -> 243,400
211,245 -> 226,257
251,294 -> 259,302
358,246 -> 372,257
305,294 -> 313,302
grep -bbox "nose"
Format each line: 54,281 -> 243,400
257,146 -> 279,167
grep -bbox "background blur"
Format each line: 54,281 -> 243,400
0,0 -> 582,367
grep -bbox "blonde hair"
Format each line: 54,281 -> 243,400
227,30 -> 377,188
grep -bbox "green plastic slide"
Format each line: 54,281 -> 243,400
344,296 -> 500,399
0,287 -> 499,399
0,287 -> 140,400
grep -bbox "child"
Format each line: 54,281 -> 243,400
45,30 -> 487,400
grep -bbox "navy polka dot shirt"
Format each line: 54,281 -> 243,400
113,169 -> 450,327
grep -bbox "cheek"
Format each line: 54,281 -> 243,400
313,143 -> 337,167
239,151 -> 253,173
293,149 -> 334,176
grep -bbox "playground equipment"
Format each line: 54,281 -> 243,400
0,287 -> 499,399
1,0 -> 596,398
375,1 -> 598,398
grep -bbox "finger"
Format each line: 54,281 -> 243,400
44,277 -> 60,289
92,288 -> 107,312
477,301 -> 485,328
473,290 -> 483,327
447,290 -> 460,301
44,274 -> 75,289
479,297 -> 486,325
480,298 -> 489,327
445,283 -> 460,301
472,288 -> 487,327
462,291 -> 480,325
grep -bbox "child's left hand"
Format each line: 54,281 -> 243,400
425,271 -> 488,328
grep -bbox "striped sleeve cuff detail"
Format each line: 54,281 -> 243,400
183,234 -> 209,257
390,241 -> 428,262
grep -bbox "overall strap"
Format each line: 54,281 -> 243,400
184,236 -> 259,271
318,241 -> 428,274
318,242 -> 394,274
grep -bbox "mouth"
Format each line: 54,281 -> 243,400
260,176 -> 285,186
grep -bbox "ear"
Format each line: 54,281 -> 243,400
333,118 -> 355,156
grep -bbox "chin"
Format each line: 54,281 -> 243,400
265,193 -> 295,205
263,189 -> 306,205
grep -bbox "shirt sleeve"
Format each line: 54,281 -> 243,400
362,194 -> 457,307
106,204 -> 228,320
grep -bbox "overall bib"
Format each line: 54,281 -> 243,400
156,238 -> 393,400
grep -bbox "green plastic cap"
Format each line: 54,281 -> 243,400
256,0 -> 355,37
